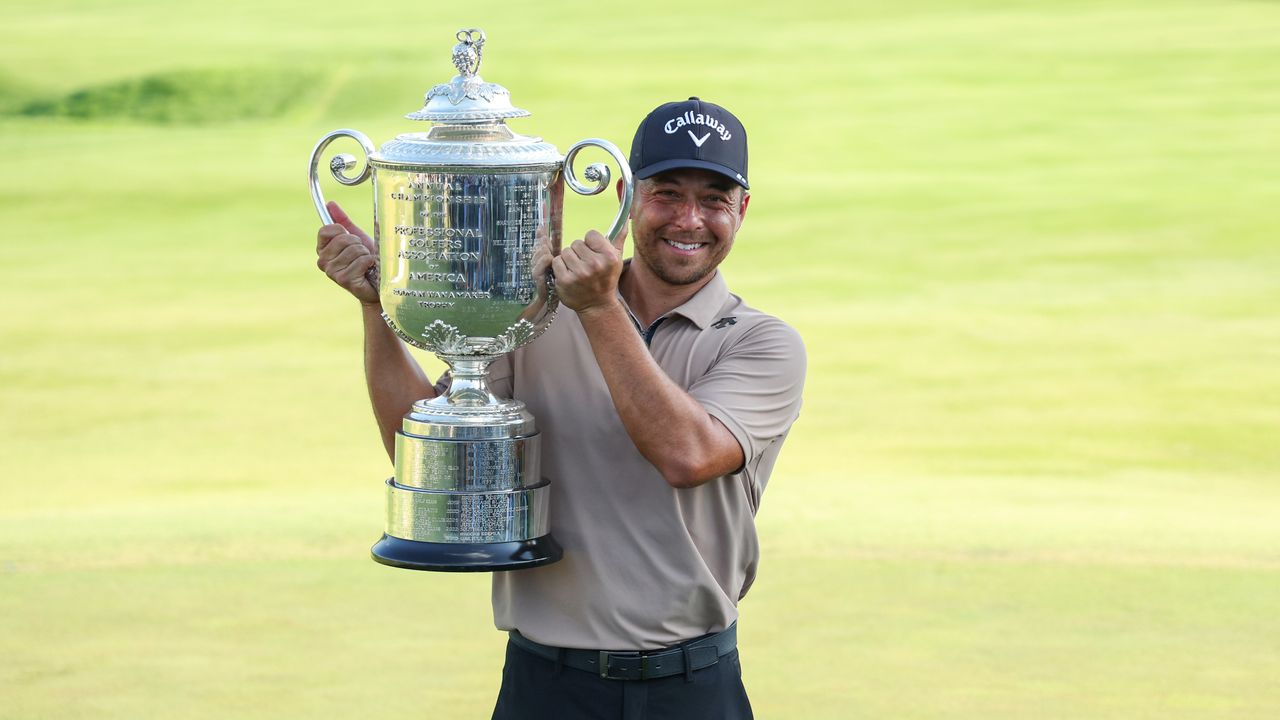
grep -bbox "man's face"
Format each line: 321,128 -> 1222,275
627,168 -> 750,287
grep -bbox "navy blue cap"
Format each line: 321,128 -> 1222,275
629,97 -> 749,189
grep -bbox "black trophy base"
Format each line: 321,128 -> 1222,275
370,533 -> 564,572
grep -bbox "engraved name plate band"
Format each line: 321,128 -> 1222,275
308,28 -> 633,571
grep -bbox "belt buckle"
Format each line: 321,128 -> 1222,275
598,651 -> 647,680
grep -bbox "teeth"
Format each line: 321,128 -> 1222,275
665,239 -> 703,251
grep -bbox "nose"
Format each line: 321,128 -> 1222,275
670,196 -> 705,231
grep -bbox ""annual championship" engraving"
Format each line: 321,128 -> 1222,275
390,191 -> 486,204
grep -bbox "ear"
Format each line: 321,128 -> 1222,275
738,192 -> 751,224
615,178 -> 626,201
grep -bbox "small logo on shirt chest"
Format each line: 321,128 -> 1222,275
711,316 -> 738,330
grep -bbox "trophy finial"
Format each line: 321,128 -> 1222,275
411,28 -> 529,121
452,28 -> 485,78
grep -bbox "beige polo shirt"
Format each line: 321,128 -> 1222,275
440,269 -> 805,651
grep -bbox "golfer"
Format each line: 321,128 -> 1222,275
316,97 -> 806,719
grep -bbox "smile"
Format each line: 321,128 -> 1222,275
664,239 -> 705,252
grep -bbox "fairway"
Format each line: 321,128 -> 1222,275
2,1 -> 1279,718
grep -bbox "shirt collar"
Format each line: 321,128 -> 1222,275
617,260 -> 730,331
669,270 -> 729,330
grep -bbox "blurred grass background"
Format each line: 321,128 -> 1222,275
2,0 -> 1278,718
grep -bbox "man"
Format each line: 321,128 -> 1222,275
316,97 -> 805,719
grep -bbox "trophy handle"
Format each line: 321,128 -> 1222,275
309,128 -> 379,286
563,139 -> 634,244
308,128 -> 377,224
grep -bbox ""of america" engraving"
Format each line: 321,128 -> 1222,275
409,271 -> 468,283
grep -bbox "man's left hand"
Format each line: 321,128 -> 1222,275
551,229 -> 624,314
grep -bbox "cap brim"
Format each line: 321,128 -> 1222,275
633,159 -> 749,190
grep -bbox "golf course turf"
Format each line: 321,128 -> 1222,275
2,1 -> 1278,717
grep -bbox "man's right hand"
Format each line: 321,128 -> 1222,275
316,200 -> 379,305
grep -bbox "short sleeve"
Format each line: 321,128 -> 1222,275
688,319 -> 806,471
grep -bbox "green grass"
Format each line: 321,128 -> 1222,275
16,68 -> 321,123
2,0 -> 1279,718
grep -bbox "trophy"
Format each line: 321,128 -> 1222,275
308,28 -> 634,571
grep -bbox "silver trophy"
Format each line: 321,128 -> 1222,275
308,28 -> 634,571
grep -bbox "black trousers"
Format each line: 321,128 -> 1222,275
491,639 -> 755,720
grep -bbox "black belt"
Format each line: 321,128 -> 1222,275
508,624 -> 737,681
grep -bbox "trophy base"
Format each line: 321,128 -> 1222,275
370,533 -> 563,572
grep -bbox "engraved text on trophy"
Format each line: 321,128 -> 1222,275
378,169 -> 558,340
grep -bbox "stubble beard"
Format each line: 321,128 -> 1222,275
634,240 -> 721,286
631,223 -> 731,286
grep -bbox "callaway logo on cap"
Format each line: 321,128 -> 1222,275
629,97 -> 749,189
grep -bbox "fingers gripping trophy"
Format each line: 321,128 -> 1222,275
308,29 -> 634,571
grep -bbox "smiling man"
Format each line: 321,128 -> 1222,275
316,97 -> 806,719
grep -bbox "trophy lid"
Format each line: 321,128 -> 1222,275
405,29 -> 530,123
371,28 -> 561,167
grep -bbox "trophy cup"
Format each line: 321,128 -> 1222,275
308,28 -> 634,571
